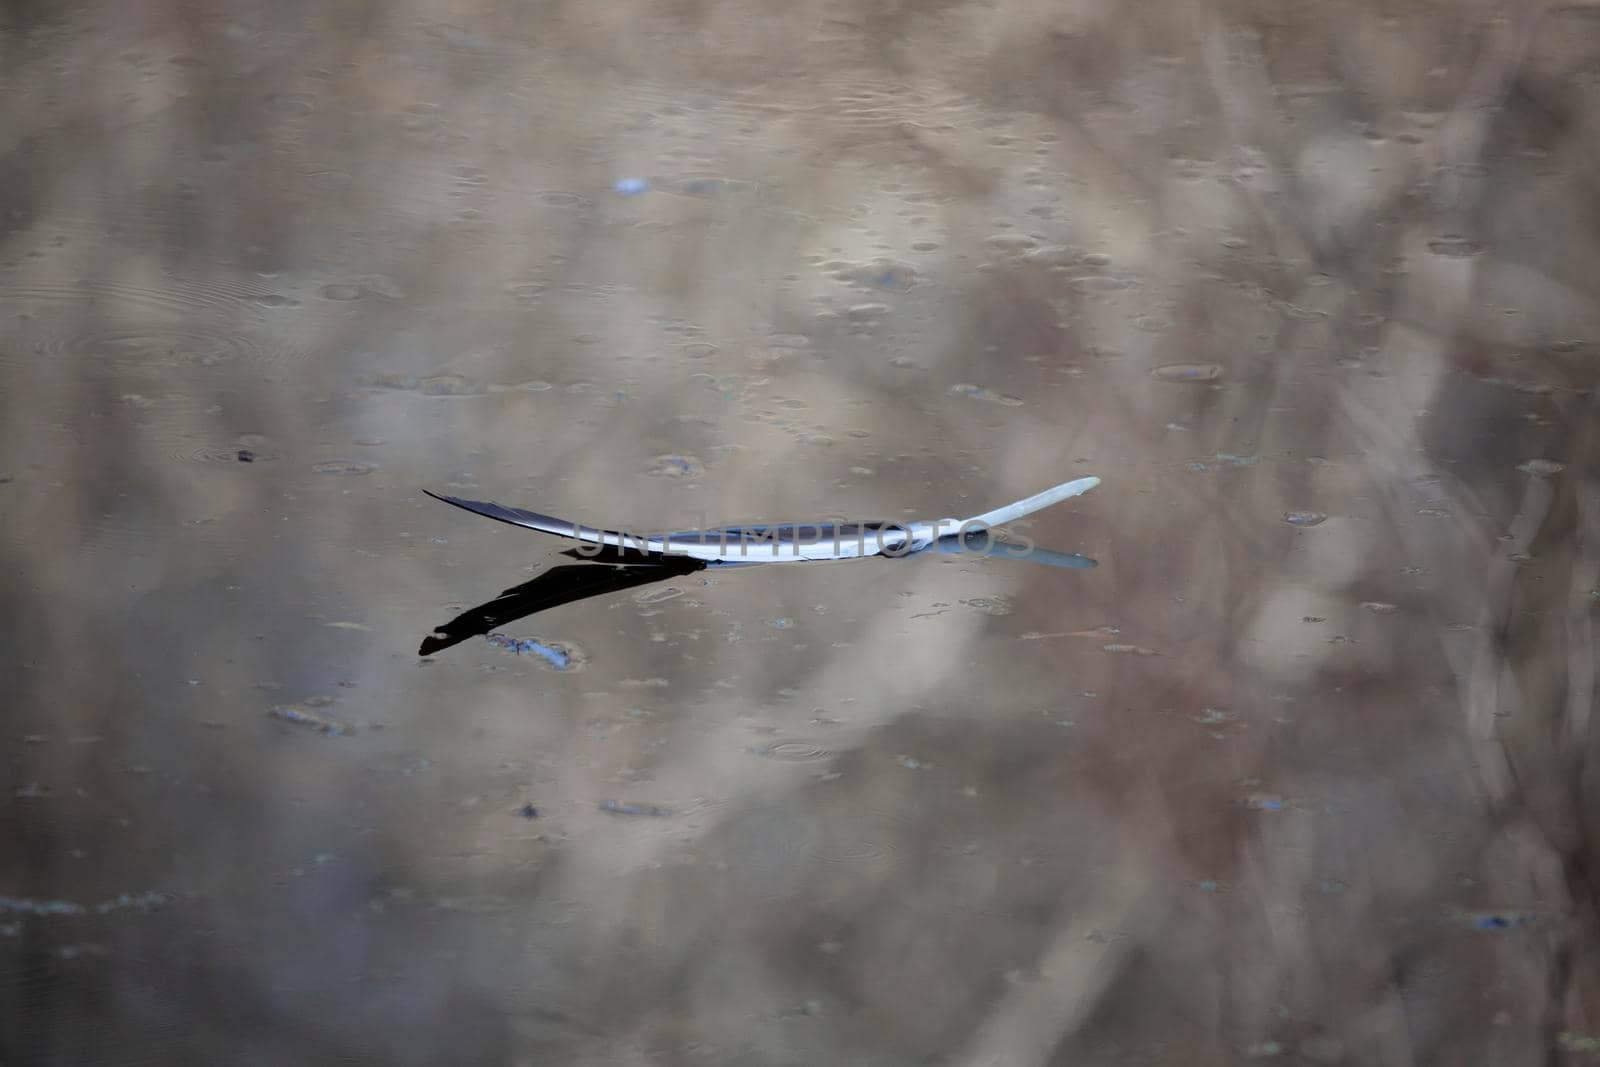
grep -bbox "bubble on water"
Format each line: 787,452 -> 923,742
846,303 -> 889,321
0,891 -> 174,917
1517,459 -> 1565,476
539,191 -> 590,207
268,705 -> 353,736
252,293 -> 299,308
414,374 -> 484,396
1283,510 -> 1327,527
985,233 -> 1037,253
1071,275 -> 1132,293
268,93 -> 317,117
848,260 -> 917,292
752,740 -> 833,763
312,460 -> 375,476
961,596 -> 1014,616
635,586 -> 686,605
671,177 -> 750,197
1152,363 -> 1223,382
318,284 -> 362,301
1361,601 -> 1399,614
485,633 -> 580,670
599,799 -> 671,817
1427,235 -> 1484,258
1187,452 -> 1258,472
950,383 -> 1024,406
646,454 -> 701,477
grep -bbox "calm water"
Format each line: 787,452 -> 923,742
4,3 -> 1599,1064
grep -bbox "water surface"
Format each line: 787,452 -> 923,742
4,2 -> 1599,1063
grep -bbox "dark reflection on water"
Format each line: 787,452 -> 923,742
4,1 -> 1600,1063
420,554 -> 709,656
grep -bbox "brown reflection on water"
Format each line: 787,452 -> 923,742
4,1 -> 1600,1063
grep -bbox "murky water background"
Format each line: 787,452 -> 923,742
5,2 -> 1600,1063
